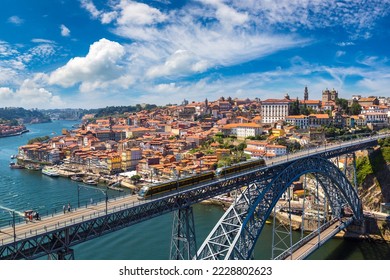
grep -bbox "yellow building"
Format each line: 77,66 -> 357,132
121,148 -> 142,171
271,128 -> 285,137
107,153 -> 122,174
215,148 -> 230,160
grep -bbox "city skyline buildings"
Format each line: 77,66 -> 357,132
0,0 -> 390,109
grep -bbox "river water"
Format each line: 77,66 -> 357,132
0,120 -> 388,260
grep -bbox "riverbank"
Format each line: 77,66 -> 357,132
0,129 -> 29,138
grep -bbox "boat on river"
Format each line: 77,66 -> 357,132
70,175 -> 83,182
83,178 -> 98,185
9,162 -> 24,169
26,164 -> 42,171
42,167 -> 60,177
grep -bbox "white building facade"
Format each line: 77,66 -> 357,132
261,99 -> 292,124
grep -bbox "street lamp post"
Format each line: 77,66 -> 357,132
105,187 -> 108,215
12,211 -> 16,244
77,185 -> 80,208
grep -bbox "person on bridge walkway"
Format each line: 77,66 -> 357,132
63,205 -> 66,214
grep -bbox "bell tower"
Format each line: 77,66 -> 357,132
304,86 -> 309,101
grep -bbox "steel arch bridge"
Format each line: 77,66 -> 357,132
1,134 -> 387,260
195,156 -> 361,260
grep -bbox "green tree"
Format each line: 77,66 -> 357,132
290,98 -> 300,115
27,136 -> 50,144
335,98 -> 349,112
350,102 -> 362,115
301,104 -> 310,116
131,174 -> 141,184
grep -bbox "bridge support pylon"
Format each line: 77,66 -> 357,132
50,248 -> 74,260
170,206 -> 197,260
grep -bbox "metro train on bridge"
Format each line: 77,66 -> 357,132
137,158 -> 266,200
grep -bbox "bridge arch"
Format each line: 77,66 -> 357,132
197,156 -> 362,260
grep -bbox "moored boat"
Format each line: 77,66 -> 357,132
9,162 -> 24,169
83,178 -> 98,185
42,167 -> 60,177
70,175 -> 83,182
26,164 -> 42,171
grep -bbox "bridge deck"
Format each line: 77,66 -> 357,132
0,194 -> 140,246
283,218 -> 352,260
0,133 -> 387,258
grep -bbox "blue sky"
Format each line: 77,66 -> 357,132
1,0 -> 390,109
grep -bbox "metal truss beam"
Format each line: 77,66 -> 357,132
196,156 -> 362,260
0,136 -> 381,260
170,207 -> 197,260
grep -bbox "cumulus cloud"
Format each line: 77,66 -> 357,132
49,38 -> 126,91
117,0 -> 168,26
198,0 -> 249,29
65,0 -> 390,104
60,24 -> 71,37
146,49 -> 210,78
0,79 -> 64,109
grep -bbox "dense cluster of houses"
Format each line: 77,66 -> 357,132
17,89 -> 389,179
0,124 -> 28,137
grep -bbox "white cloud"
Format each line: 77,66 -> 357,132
7,16 -> 24,26
0,41 -> 18,57
146,49 -> 210,78
116,0 -> 168,26
63,0 -> 390,106
0,79 -> 64,109
60,24 -> 71,37
336,51 -> 346,57
31,38 -> 56,44
336,41 -> 355,47
0,87 -> 13,99
49,38 -> 126,91
78,0 -> 390,88
101,11 -> 118,24
232,0 -> 390,33
80,0 -> 101,19
198,0 -> 249,29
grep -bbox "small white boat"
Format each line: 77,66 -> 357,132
83,179 -> 98,185
70,175 -> 83,182
42,167 -> 60,177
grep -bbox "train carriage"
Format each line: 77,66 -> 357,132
137,159 -> 265,200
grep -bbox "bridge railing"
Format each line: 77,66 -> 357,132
274,218 -> 337,260
1,134 -> 388,245
0,197 -> 149,247
0,186 -> 131,229
265,132 -> 388,167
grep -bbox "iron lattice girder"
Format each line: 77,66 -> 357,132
170,207 -> 197,260
197,156 -> 361,260
0,164 -> 283,260
240,156 -> 361,260
0,137 -> 377,259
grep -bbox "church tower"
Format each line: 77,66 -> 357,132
304,86 -> 309,101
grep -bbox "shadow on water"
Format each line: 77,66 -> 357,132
307,236 -> 390,260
